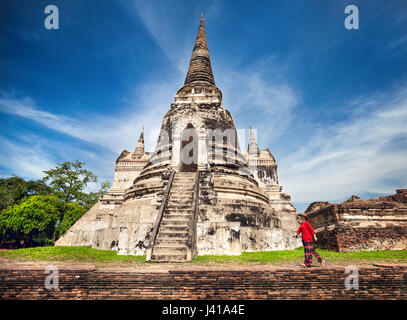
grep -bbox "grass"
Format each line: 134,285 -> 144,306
0,246 -> 145,264
192,248 -> 407,264
0,246 -> 406,265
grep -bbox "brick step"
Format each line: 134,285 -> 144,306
169,192 -> 193,196
157,231 -> 189,238
169,187 -> 192,190
161,215 -> 190,219
152,246 -> 187,255
155,238 -> 188,245
167,201 -> 192,206
159,225 -> 189,232
162,213 -> 190,222
168,196 -> 193,201
172,181 -> 194,184
167,197 -> 192,201
167,202 -> 192,206
170,187 -> 193,191
160,220 -> 190,226
163,213 -> 190,218
172,182 -> 194,185
165,207 -> 191,212
150,254 -> 187,262
163,211 -> 191,219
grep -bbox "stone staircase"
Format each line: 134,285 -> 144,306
150,172 -> 196,262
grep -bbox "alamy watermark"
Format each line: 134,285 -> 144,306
44,5 -> 59,30
44,265 -> 59,290
344,5 -> 359,30
344,265 -> 359,290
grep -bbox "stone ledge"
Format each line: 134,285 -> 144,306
1,266 -> 406,300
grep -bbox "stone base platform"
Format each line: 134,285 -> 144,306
1,265 -> 406,300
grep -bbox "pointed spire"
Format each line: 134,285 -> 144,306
248,126 -> 260,156
134,126 -> 145,155
184,13 -> 215,87
249,125 -> 255,142
140,126 -> 144,142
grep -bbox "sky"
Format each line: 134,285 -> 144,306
0,0 -> 407,212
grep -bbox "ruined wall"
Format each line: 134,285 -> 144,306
315,225 -> 407,252
306,191 -> 407,252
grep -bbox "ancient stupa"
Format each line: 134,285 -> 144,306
56,14 -> 300,261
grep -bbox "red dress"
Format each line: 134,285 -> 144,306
297,221 -> 315,242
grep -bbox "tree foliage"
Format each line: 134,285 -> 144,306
42,160 -> 98,205
55,202 -> 87,239
0,195 -> 63,247
0,177 -> 51,211
0,160 -> 111,248
42,160 -> 97,203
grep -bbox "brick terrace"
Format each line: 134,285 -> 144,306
1,264 -> 406,300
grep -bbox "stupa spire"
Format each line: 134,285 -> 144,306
184,13 -> 215,87
134,126 -> 145,155
248,125 -> 260,156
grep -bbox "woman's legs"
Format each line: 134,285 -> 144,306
303,241 -> 323,267
303,241 -> 313,267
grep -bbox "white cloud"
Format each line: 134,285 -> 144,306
218,58 -> 299,147
0,81 -> 174,155
0,136 -> 54,180
389,35 -> 407,51
280,86 -> 407,206
0,77 -> 176,183
129,0 -> 191,76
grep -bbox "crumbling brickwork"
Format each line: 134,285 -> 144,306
305,190 -> 407,252
1,266 -> 407,300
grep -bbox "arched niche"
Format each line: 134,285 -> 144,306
180,123 -> 198,172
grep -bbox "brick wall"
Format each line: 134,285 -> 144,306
315,225 -> 407,252
305,190 -> 407,252
393,189 -> 407,204
1,266 -> 407,300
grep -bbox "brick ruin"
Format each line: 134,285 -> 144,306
304,189 -> 407,252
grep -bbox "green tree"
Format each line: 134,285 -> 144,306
43,161 -> 97,205
0,162 -> 112,247
82,180 -> 111,208
0,195 -> 63,247
0,177 -> 51,211
55,202 -> 87,239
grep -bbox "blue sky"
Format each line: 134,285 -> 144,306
1,0 -> 407,212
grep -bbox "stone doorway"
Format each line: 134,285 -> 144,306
180,123 -> 198,172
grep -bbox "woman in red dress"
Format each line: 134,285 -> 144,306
294,213 -> 325,268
